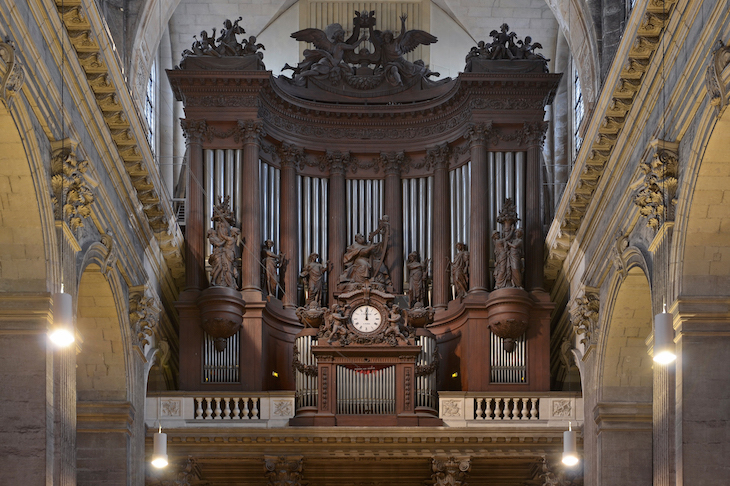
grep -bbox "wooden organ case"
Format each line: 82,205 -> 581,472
168,15 -> 561,426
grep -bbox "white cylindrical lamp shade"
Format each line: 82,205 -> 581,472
562,429 -> 579,466
653,312 -> 676,365
49,292 -> 75,347
151,431 -> 168,468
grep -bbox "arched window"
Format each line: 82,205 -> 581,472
145,59 -> 156,155
573,64 -> 584,158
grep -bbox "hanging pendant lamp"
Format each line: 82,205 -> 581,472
49,287 -> 75,347
653,304 -> 676,364
151,424 -> 168,468
562,421 -> 579,466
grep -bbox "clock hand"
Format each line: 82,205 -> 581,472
365,308 -> 369,320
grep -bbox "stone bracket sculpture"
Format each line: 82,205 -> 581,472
0,37 -> 25,108
634,140 -> 679,230
50,145 -> 96,232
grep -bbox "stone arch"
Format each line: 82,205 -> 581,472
75,262 -> 130,401
678,113 -> 730,296
0,104 -> 51,291
591,265 -> 653,486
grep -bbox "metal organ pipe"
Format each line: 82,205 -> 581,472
346,179 -> 383,244
402,176 -> 434,290
203,331 -> 240,383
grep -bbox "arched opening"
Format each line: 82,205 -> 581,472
76,264 -> 133,486
594,267 -> 653,485
0,108 -> 46,290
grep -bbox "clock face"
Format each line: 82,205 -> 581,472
351,305 -> 382,334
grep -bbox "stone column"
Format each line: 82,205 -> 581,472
524,122 -> 548,291
180,119 -> 209,291
466,123 -> 490,294
429,144 -> 451,308
239,120 -> 264,298
381,151 -> 405,294
327,151 -> 348,303
279,144 -> 300,308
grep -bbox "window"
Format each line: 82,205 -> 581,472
573,67 -> 584,158
145,60 -> 156,153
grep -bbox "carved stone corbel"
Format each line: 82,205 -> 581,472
264,456 -> 304,486
569,287 -> 599,347
427,456 -> 471,486
50,144 -> 95,232
611,230 -> 629,279
705,39 -> 730,117
129,285 -> 162,354
633,140 -> 679,230
0,37 -> 25,108
100,230 -> 117,277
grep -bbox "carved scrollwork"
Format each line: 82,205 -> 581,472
129,286 -> 162,351
264,456 -> 303,486
569,288 -> 600,346
50,146 -> 95,231
429,456 -> 471,486
634,142 -> 679,230
706,39 -> 730,117
0,37 -> 25,108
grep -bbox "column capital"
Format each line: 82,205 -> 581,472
464,122 -> 493,145
264,455 -> 304,486
380,151 -> 406,175
278,142 -> 303,169
325,150 -> 350,175
425,143 -> 451,170
180,119 -> 212,144
519,121 -> 549,147
237,119 -> 265,144
430,456 -> 471,486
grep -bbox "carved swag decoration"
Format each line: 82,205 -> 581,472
493,198 -> 524,289
465,23 -> 550,73
284,11 -> 449,93
51,146 -> 95,231
207,195 -> 241,288
634,144 -> 678,230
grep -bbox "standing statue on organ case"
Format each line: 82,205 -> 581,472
207,196 -> 240,288
299,252 -> 331,306
407,251 -> 430,307
493,198 -> 524,289
448,242 -> 470,298
262,239 -> 285,298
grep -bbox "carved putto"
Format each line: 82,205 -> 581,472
448,242 -> 469,298
284,11 -> 448,95
337,215 -> 393,293
406,251 -> 430,307
465,24 -> 550,73
178,17 -> 265,69
493,198 -> 524,289
207,196 -> 240,288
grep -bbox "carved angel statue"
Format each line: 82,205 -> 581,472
207,196 -> 241,288
368,13 -> 439,86
286,23 -> 368,85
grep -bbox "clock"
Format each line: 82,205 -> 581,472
351,305 -> 382,334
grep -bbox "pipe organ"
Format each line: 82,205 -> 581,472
168,15 -> 561,425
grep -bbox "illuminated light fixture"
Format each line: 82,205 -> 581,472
451,371 -> 459,378
562,422 -> 579,466
49,289 -> 75,347
151,424 -> 168,468
653,305 -> 676,365
271,371 -> 279,378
